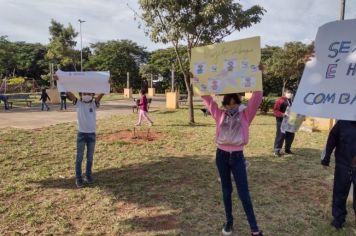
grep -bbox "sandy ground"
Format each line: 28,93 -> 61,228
0,100 -> 164,129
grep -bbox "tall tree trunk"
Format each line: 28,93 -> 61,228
183,73 -> 195,124
187,84 -> 194,124
173,43 -> 195,124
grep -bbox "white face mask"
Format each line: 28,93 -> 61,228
82,95 -> 93,102
285,93 -> 293,99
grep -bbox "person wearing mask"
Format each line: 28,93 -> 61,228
273,88 -> 295,156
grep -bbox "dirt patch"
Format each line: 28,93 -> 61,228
98,129 -> 164,144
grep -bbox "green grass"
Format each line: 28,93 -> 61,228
0,109 -> 355,235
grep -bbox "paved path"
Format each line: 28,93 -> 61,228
0,100 -> 164,130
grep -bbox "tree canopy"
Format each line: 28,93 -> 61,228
137,0 -> 265,123
86,40 -> 148,90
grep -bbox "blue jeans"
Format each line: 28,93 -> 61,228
216,149 -> 259,231
60,98 -> 67,110
76,132 -> 96,179
41,101 -> 49,110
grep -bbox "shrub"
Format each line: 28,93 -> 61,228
259,97 -> 273,114
7,77 -> 25,86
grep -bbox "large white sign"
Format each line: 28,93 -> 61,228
292,19 -> 356,121
56,70 -> 111,94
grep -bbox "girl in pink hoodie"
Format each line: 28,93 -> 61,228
202,91 -> 263,236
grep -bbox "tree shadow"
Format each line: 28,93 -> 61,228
293,148 -> 323,158
151,110 -> 178,114
30,155 -> 218,234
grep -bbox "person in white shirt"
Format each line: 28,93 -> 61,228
66,91 -> 104,188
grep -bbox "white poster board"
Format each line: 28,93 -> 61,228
292,19 -> 356,121
56,70 -> 110,94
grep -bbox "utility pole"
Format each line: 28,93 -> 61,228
340,0 -> 346,20
127,72 -> 130,88
78,19 -> 86,71
171,64 -> 175,92
150,74 -> 153,88
50,63 -> 54,89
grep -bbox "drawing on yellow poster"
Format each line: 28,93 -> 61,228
190,36 -> 262,95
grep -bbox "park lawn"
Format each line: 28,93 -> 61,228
0,108 -> 355,236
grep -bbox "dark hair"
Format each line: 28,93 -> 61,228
222,93 -> 242,106
140,89 -> 146,95
42,88 -> 46,93
284,87 -> 293,93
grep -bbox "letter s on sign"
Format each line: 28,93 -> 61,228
304,93 -> 315,105
328,42 -> 340,58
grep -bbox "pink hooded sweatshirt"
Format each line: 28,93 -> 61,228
202,91 -> 263,152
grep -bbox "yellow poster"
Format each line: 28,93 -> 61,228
190,36 -> 262,95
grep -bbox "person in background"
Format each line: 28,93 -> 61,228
0,94 -> 9,110
40,89 -> 51,111
321,120 -> 356,230
273,87 -> 295,157
60,92 -> 67,110
135,89 -> 153,126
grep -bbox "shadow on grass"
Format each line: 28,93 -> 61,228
150,110 -> 178,114
293,148 -> 323,158
31,155 -> 217,234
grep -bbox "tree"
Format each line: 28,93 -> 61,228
137,0 -> 265,123
13,42 -> 48,80
265,42 -> 310,94
46,19 -> 79,70
261,45 -> 282,95
87,40 -> 148,90
0,36 -> 16,78
142,47 -> 187,93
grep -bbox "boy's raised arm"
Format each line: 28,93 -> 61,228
66,92 -> 77,102
95,94 -> 104,103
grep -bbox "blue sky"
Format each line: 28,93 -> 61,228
0,0 -> 355,51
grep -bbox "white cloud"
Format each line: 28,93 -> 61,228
0,0 -> 355,50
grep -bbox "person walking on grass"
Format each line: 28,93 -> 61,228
60,91 -> 67,110
201,87 -> 264,236
135,89 -> 153,126
273,87 -> 295,157
40,89 -> 51,111
321,120 -> 356,230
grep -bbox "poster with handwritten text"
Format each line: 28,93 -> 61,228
292,19 -> 356,121
190,37 -> 262,95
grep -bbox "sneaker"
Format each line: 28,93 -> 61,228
252,230 -> 263,236
285,150 -> 294,155
135,123 -> 141,126
84,175 -> 94,185
274,151 -> 282,157
75,178 -> 84,188
149,122 -> 153,126
331,220 -> 344,230
222,222 -> 233,236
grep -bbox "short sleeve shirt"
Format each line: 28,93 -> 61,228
76,100 -> 97,133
